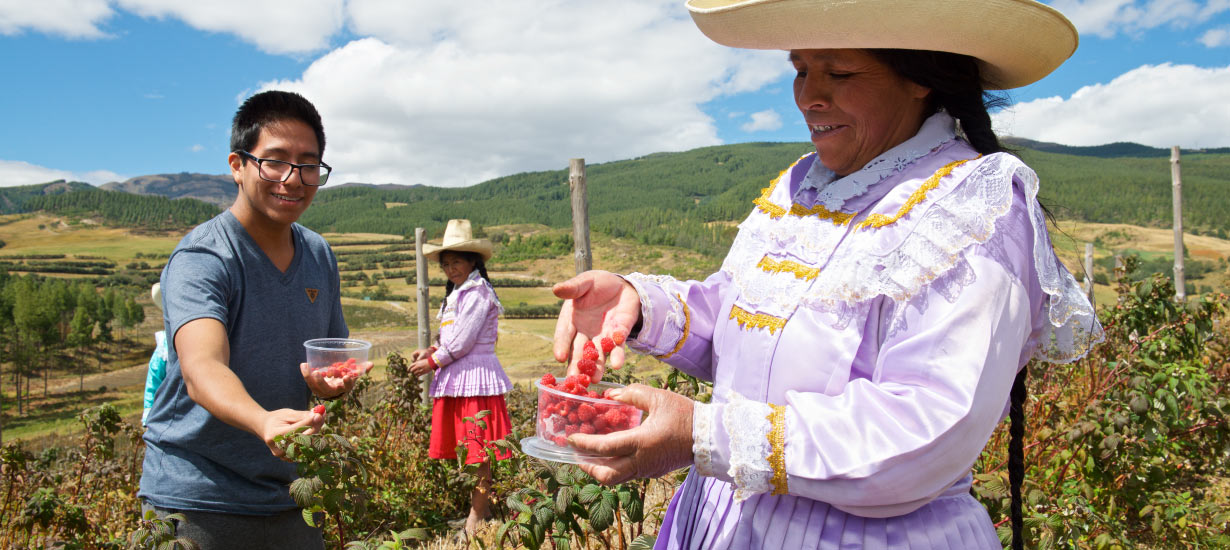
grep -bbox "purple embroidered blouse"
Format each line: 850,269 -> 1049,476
428,270 -> 512,398
623,113 -> 1102,549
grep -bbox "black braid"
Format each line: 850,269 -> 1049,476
439,252 -> 495,310
867,49 -> 1010,156
1009,366 -> 1029,550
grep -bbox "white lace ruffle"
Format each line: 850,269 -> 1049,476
436,270 -> 503,319
692,401 -> 718,478
800,112 -> 957,211
623,273 -> 686,357
725,152 -> 1102,364
723,391 -> 774,502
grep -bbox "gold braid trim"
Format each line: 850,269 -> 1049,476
854,157 -> 975,230
756,256 -> 821,280
767,403 -> 788,496
440,320 -> 454,327
788,203 -> 858,225
728,305 -> 786,334
656,293 -> 691,360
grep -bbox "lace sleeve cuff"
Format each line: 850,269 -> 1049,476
692,401 -> 718,478
722,392 -> 786,502
620,273 -> 687,357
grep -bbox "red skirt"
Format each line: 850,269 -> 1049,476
429,394 -> 513,463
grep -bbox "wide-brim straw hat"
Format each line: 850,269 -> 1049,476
423,219 -> 494,262
685,0 -> 1078,89
151,283 -> 163,311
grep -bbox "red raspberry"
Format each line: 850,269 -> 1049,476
567,412 -> 579,424
312,404 -> 326,415
577,403 -> 597,422
346,357 -> 357,365
601,337 -> 615,354
564,424 -> 579,436
603,409 -> 630,430
613,331 -> 626,346
579,423 -> 596,434
582,344 -> 599,362
587,391 -> 599,399
593,416 -> 608,431
576,374 -> 591,388
565,374 -> 579,386
602,388 -> 617,400
540,373 -> 557,387
577,358 -> 597,377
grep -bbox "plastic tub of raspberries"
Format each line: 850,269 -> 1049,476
520,372 -> 643,464
304,338 -> 371,378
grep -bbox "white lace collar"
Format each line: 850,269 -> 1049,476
795,111 -> 958,211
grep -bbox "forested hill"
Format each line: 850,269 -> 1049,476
101,172 -> 235,209
300,142 -> 1230,246
5,141 -> 1229,246
0,183 -> 219,231
1002,137 -> 1230,158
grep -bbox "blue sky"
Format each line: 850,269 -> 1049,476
1,0 -> 1227,188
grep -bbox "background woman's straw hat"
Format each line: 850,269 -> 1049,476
686,0 -> 1078,89
423,219 -> 494,262
151,282 -> 163,311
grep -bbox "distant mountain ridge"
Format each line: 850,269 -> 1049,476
101,172 -> 236,209
1000,137 -> 1230,158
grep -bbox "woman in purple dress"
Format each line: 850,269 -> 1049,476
550,1 -> 1103,549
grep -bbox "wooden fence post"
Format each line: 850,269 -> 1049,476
1085,242 -> 1095,308
1171,146 -> 1185,302
415,228 -> 432,402
569,158 -> 592,275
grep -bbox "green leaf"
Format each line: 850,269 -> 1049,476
629,534 -> 657,550
508,494 -> 533,514
302,507 -> 317,528
533,503 -> 555,525
555,486 -> 576,516
588,499 -> 614,532
578,484 -> 602,505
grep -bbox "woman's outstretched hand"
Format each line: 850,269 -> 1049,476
552,270 -> 641,378
567,383 -> 695,485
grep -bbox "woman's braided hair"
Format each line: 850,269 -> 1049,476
869,48 -> 1027,550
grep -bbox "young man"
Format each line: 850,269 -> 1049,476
139,90 -> 368,549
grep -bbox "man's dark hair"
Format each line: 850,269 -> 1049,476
230,90 -> 326,158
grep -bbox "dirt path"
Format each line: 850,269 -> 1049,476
46,363 -> 148,394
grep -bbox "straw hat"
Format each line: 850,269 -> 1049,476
151,283 -> 163,311
685,0 -> 1078,89
422,219 -> 494,262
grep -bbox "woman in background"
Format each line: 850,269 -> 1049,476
410,219 -> 513,536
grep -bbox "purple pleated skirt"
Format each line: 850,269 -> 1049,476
654,470 -> 1000,549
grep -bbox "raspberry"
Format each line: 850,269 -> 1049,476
579,423 -> 596,434
567,412 -> 579,424
577,403 -> 597,422
593,416 -> 609,432
600,337 -> 615,354
576,374 -> 591,388
564,424 -> 579,436
577,358 -> 597,377
587,391 -> 599,399
603,409 -> 630,429
540,373 -> 557,387
613,331 -> 626,346
312,404 -> 326,415
602,388 -> 617,400
565,374 -> 579,387
582,344 -> 599,362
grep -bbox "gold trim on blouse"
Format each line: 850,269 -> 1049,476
767,403 -> 788,496
757,256 -> 821,280
854,158 -> 974,230
729,305 -> 787,334
752,156 -> 975,231
656,293 -> 691,360
440,320 -> 454,327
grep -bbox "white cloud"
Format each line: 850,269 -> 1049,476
993,63 -> 1230,148
258,0 -> 787,186
115,0 -> 344,54
1048,0 -> 1230,37
1200,26 -> 1230,46
0,0 -> 114,38
0,160 -> 122,187
741,110 -> 783,132
189,144 -> 205,153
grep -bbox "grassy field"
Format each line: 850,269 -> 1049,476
2,213 -> 1228,446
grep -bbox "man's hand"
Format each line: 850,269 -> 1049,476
262,407 -> 325,460
301,361 -> 372,400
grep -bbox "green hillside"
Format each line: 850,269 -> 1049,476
0,182 -> 220,232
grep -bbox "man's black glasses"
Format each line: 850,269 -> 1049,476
236,151 -> 332,186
